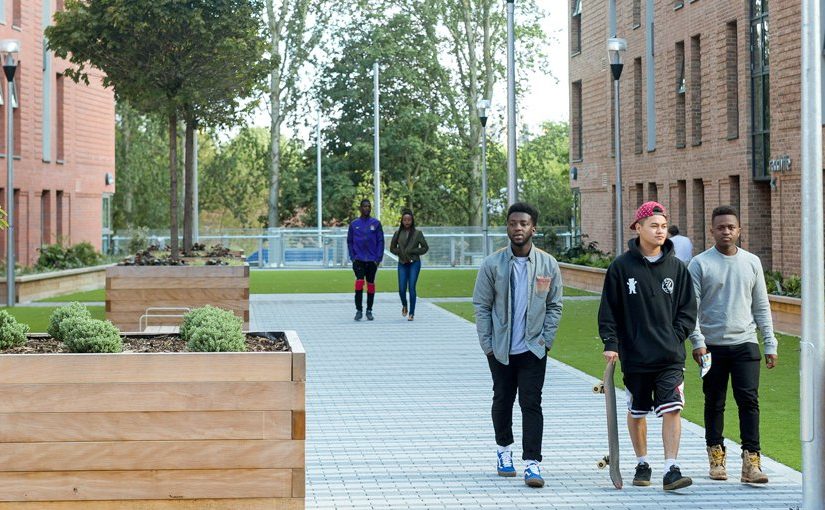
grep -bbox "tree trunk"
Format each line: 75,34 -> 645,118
183,115 -> 195,253
168,112 -> 180,261
266,0 -> 284,230
268,91 -> 282,229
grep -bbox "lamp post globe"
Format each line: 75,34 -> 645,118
607,37 -> 626,257
477,98 -> 491,256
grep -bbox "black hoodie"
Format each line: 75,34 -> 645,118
598,238 -> 697,373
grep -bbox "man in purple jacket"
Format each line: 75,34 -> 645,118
347,199 -> 384,321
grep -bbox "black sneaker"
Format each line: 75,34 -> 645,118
354,310 -> 363,321
663,465 -> 693,491
366,310 -> 374,321
633,462 -> 652,486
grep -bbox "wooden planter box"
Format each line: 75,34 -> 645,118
106,265 -> 250,331
0,265 -> 113,305
0,331 -> 305,510
559,262 -> 805,336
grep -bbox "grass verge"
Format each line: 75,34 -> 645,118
436,300 -> 801,471
39,268 -> 596,301
1,306 -> 106,333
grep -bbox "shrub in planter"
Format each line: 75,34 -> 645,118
0,310 -> 30,349
182,306 -> 245,352
35,241 -> 102,271
48,301 -> 93,340
61,317 -> 123,353
127,226 -> 150,255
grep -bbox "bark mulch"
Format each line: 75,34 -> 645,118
0,332 -> 290,354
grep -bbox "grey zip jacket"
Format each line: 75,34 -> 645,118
473,245 -> 564,365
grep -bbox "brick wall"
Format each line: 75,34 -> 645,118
0,1 -> 115,266
569,0 -> 805,275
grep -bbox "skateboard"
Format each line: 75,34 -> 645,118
593,359 -> 622,489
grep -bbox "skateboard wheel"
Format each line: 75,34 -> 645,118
593,383 -> 604,394
597,455 -> 609,469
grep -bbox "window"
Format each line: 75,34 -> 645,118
646,0 -> 656,151
729,175 -> 741,212
571,80 -> 583,161
571,0 -> 582,54
634,57 -> 643,154
751,1 -> 770,179
41,191 -> 51,246
632,0 -> 641,28
635,183 -> 644,207
690,35 -> 702,146
56,190 -> 63,241
648,182 -> 658,202
692,178 -> 705,251
677,180 -> 687,228
56,73 -> 65,161
675,41 -> 686,148
726,21 -> 739,139
102,194 -> 113,254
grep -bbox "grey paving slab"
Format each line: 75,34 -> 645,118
251,293 -> 802,510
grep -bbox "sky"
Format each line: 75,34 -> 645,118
521,0 -> 570,129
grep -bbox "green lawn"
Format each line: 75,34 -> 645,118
437,300 -> 801,471
1,306 -> 106,333
38,289 -> 105,302
37,269 -> 597,301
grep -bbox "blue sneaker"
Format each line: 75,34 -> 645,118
496,449 -> 516,477
524,462 -> 544,488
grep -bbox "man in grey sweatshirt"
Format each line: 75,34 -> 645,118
688,205 -> 778,484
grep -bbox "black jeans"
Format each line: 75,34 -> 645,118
703,342 -> 762,452
487,351 -> 547,462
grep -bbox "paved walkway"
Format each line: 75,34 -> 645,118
250,293 -> 802,509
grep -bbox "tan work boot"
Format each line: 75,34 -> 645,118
707,444 -> 727,480
741,449 -> 769,484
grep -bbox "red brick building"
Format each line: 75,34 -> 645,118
0,0 -> 114,267
568,0 -> 805,275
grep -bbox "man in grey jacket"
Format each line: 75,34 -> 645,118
472,202 -> 563,488
688,205 -> 778,484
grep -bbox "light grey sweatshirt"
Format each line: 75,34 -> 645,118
688,246 -> 778,355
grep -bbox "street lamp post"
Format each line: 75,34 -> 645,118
477,98 -> 491,257
1,40 -> 19,307
607,37 -> 626,257
505,0 -> 517,206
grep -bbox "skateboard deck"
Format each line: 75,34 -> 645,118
593,359 -> 622,489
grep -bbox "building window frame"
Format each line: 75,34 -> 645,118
750,1 -> 770,181
571,80 -> 583,162
571,0 -> 582,55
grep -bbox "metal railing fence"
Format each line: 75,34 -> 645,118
106,226 -> 580,268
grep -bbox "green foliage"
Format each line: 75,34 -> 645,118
48,0 -> 273,255
126,226 -> 151,255
35,242 -> 102,271
555,238 -> 614,269
61,317 -> 123,353
0,310 -> 30,349
181,306 -> 246,352
764,271 -> 802,298
48,302 -> 93,340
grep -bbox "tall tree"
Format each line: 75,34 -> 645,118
47,0 -> 271,258
113,102 -> 172,231
265,0 -> 329,228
